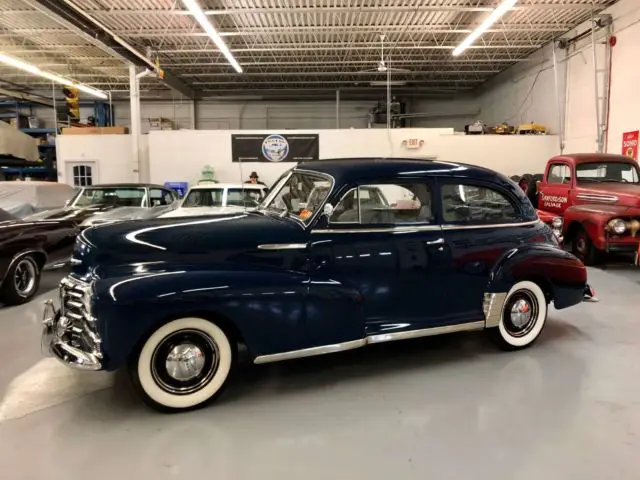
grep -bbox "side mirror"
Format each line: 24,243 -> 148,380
323,203 -> 334,218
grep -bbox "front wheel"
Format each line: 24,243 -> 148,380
0,255 -> 41,305
572,227 -> 599,265
130,317 -> 235,412
488,281 -> 548,351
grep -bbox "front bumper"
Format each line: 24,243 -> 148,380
41,277 -> 103,370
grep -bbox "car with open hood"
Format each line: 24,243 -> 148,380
42,158 -> 597,411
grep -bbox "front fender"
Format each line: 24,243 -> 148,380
93,268 -> 310,370
488,244 -> 587,310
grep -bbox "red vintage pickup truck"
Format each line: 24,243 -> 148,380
530,153 -> 640,265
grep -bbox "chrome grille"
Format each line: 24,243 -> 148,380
59,276 -> 102,358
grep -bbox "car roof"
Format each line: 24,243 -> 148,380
295,157 -> 500,184
83,183 -> 166,189
189,183 -> 266,190
550,153 -> 637,165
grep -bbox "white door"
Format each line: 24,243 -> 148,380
66,161 -> 98,187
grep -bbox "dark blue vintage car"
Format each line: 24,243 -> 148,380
42,158 -> 597,411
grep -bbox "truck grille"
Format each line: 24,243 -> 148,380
59,276 -> 102,358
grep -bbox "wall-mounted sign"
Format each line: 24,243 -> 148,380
622,131 -> 639,161
164,181 -> 189,198
401,138 -> 424,150
231,134 -> 319,163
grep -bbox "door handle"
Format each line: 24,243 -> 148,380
425,238 -> 445,245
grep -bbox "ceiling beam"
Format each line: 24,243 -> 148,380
23,0 -> 195,99
0,87 -> 54,107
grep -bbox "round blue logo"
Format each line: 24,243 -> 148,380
261,135 -> 289,162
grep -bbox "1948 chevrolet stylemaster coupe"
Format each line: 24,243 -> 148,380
42,159 -> 597,411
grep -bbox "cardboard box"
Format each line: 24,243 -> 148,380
62,126 -> 129,135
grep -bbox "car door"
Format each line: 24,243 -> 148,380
308,178 -> 451,343
439,179 -> 540,324
539,162 -> 573,214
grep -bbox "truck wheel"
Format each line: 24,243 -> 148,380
488,281 -> 548,351
0,255 -> 41,306
572,227 -> 599,265
130,317 -> 235,412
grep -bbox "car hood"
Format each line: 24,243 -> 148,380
26,204 -> 122,223
82,206 -> 175,226
72,212 -> 307,278
159,206 -> 247,218
579,183 -> 640,207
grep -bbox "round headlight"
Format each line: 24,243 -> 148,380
552,217 -> 563,229
608,218 -> 626,234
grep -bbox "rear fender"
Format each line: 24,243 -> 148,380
486,244 -> 587,321
93,268 -> 314,370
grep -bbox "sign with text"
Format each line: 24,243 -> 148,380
231,134 -> 319,163
622,131 -> 639,161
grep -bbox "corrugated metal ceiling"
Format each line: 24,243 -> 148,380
0,0 -> 619,98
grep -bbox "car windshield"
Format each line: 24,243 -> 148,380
226,188 -> 266,207
182,188 -> 224,207
576,162 -> 640,184
71,187 -> 146,207
259,170 -> 332,224
182,188 -> 265,208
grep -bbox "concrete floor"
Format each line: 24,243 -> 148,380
0,267 -> 639,479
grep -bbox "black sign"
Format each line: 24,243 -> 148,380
231,134 -> 319,163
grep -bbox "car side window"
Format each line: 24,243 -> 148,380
547,164 -> 571,184
441,183 -> 518,224
162,189 -> 176,205
330,183 -> 433,225
149,188 -> 169,206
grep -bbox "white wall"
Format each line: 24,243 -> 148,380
478,0 -> 640,155
147,128 -> 557,187
56,134 -> 148,186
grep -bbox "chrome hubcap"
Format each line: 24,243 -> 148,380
14,259 -> 36,296
510,299 -> 532,328
151,329 -> 220,395
503,290 -> 539,337
576,238 -> 587,253
166,344 -> 206,381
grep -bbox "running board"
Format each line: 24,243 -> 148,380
253,321 -> 485,364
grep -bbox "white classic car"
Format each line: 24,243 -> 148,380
160,183 -> 269,218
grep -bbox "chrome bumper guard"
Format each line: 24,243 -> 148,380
583,284 -> 599,303
41,277 -> 103,371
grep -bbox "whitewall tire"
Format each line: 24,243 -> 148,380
490,281 -> 548,351
130,317 -> 234,412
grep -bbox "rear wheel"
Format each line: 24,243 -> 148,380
129,317 -> 235,412
572,227 -> 599,265
0,255 -> 41,305
488,281 -> 548,351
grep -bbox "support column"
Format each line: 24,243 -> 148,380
335,89 -> 340,129
129,64 -> 141,182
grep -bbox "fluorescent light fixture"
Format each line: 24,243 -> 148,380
452,0 -> 518,57
0,52 -> 108,99
181,0 -> 242,73
370,80 -> 407,86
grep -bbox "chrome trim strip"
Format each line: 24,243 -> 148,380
254,339 -> 366,364
312,225 -> 441,234
483,292 -> 508,328
576,193 -> 618,203
367,321 -> 484,344
442,220 -> 540,231
257,243 -> 308,250
253,321 -> 485,364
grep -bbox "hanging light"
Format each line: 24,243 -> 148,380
181,0 -> 243,73
0,52 -> 108,99
453,0 -> 519,57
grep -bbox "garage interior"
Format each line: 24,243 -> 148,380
0,0 -> 639,479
